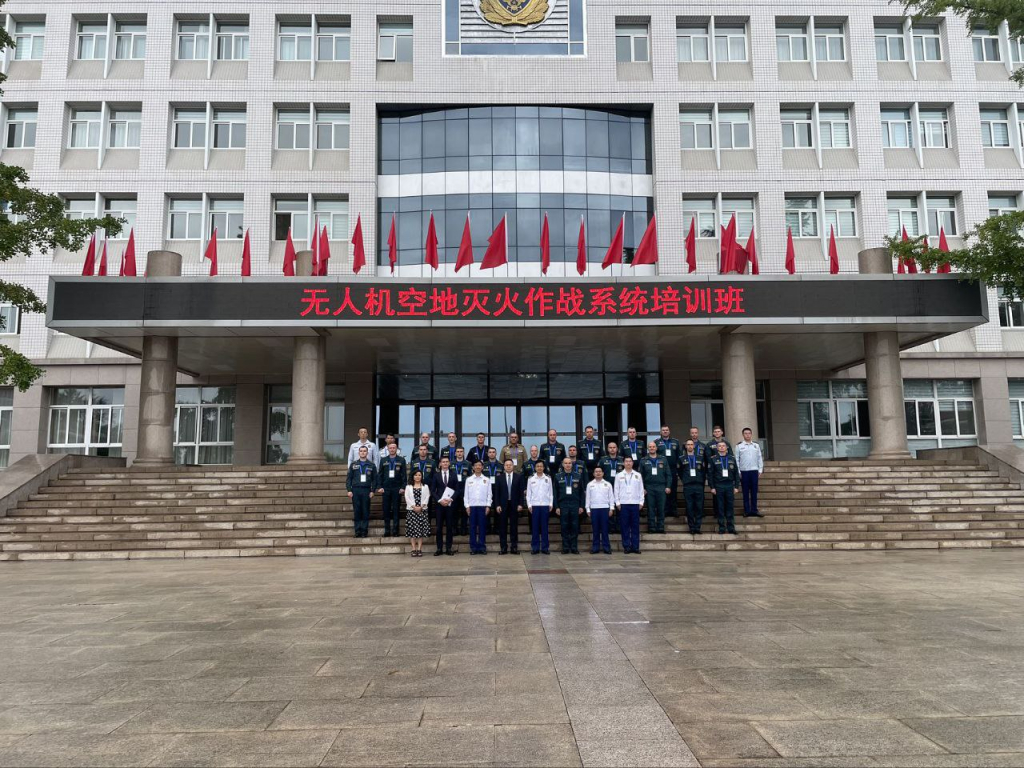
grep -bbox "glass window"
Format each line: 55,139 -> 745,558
887,195 -> 920,237
927,195 -> 957,235
173,107 -> 207,149
68,108 -> 101,149
881,107 -> 913,148
785,197 -> 819,237
47,387 -> 124,457
715,23 -> 747,62
824,196 -> 858,237
113,21 -> 146,60
875,26 -> 906,61
168,198 -> 202,240
972,29 -> 1001,62
798,380 -> 870,458
208,198 -> 244,239
313,198 -> 348,240
1011,38 -> 1024,65
316,109 -> 350,150
216,23 -> 249,60
379,22 -> 413,62
212,108 -> 246,149
679,109 -> 713,149
980,108 -> 1011,148
317,23 -> 350,61
279,22 -> 313,61
683,198 -> 716,239
998,288 -> 1024,328
989,193 -> 1020,218
175,386 -> 235,465
781,108 -> 813,148
274,198 -> 309,242
722,197 -> 755,239
905,380 -> 976,445
76,22 -> 107,60
65,198 -> 95,220
776,24 -> 809,62
677,23 -> 710,62
4,108 -> 37,149
0,305 -> 20,335
104,197 -> 136,234
0,387 -> 11,468
13,21 -> 45,60
819,107 -> 851,148
615,23 -> 649,63
918,107 -> 949,149
107,109 -> 141,148
277,109 -> 311,150
176,21 -> 209,60
814,24 -> 845,61
913,25 -> 942,61
718,108 -> 751,150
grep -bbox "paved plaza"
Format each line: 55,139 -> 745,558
0,551 -> 1023,767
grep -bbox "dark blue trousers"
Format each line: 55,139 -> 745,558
714,487 -> 736,532
683,485 -> 705,533
741,471 -> 760,516
620,504 -> 641,552
352,490 -> 371,537
469,507 -> 488,553
381,489 -> 401,535
590,508 -> 610,553
530,506 -> 550,552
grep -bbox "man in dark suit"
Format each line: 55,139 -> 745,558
430,456 -> 461,556
495,458 -> 526,555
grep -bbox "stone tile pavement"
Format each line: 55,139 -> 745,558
0,550 -> 1022,767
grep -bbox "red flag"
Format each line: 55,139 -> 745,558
602,215 -> 624,269
283,228 -> 296,276
82,234 -> 96,276
576,216 -> 587,275
241,228 -> 251,277
828,225 -> 839,274
98,239 -> 108,276
387,214 -> 397,274
719,215 -> 737,274
121,229 -> 137,276
632,215 -> 658,265
425,213 -> 439,270
118,241 -> 125,276
745,229 -> 759,275
897,227 -> 908,273
310,216 -> 320,276
937,228 -> 952,273
540,213 -> 551,274
685,218 -> 697,274
921,237 -> 931,274
734,240 -> 749,274
454,214 -> 474,272
481,215 -> 508,269
204,228 -> 218,276
318,225 -> 331,276
899,226 -> 918,273
785,226 -> 796,275
351,215 -> 366,274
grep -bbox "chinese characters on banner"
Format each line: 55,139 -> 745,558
298,284 -> 746,320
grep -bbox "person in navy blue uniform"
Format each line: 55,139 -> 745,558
467,433 -> 491,465
376,443 -> 407,537
655,425 -> 681,518
577,425 -> 603,479
482,447 -> 503,534
706,425 -> 732,461
430,456 -> 461,555
494,459 -> 526,554
417,432 -> 437,462
346,445 -> 377,538
708,442 -> 741,535
566,445 -> 582,476
599,443 -> 625,534
539,430 -> 566,472
451,447 -> 471,536
622,426 -> 643,464
554,457 -> 585,554
441,432 -> 461,466
680,439 -> 707,535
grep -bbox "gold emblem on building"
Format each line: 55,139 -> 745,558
479,0 -> 550,27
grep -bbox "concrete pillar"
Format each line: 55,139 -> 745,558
721,333 -> 758,446
768,373 -> 801,460
343,372 -> 374,449
289,249 -> 326,464
974,369 -> 1015,448
661,370 -> 691,434
134,251 -> 182,467
857,247 -> 890,275
231,381 -> 266,466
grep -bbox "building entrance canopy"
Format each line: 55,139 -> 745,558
47,275 -> 987,376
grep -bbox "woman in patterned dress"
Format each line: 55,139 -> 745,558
404,469 -> 431,557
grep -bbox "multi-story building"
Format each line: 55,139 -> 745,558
1,1 -> 1023,468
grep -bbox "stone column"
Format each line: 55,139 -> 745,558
859,247 -> 911,459
721,333 -> 758,446
289,250 -> 326,464
134,251 -> 182,466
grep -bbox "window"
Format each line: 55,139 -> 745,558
47,387 -> 124,457
989,193 -> 1020,218
266,384 -> 345,464
887,195 -> 920,236
378,22 -> 413,63
0,387 -> 11,468
68,108 -> 101,148
875,25 -> 906,61
317,23 -> 351,61
168,198 -> 202,240
107,109 -> 141,148
1011,381 -> 1024,445
4,108 -> 36,149
881,108 -> 913,148
278,22 -> 312,61
313,199 -> 348,239
824,197 -> 858,237
777,24 -> 809,62
913,25 -> 942,61
819,108 -> 852,148
274,199 -> 309,242
722,197 -> 755,238
212,109 -> 246,149
998,288 -> 1024,328
13,21 -> 44,60
718,109 -> 751,149
781,108 -> 813,148
277,109 -> 311,150
208,198 -> 244,239
973,28 -> 1001,62
814,24 -> 845,61
918,107 -> 949,149
981,108 -> 1011,147
65,199 -> 95,220
904,379 -> 976,449
175,387 -> 235,465
1012,38 -> 1024,66
0,305 -> 20,335
176,21 -> 209,60
798,380 -> 871,458
76,22 -> 107,60
680,109 -> 713,149
615,24 -> 649,63
715,24 -> 747,62
113,22 -> 145,60
785,197 -> 819,237
682,198 -> 716,239
172,108 -> 206,148
677,24 -> 710,62
216,23 -> 249,60
104,197 -> 136,234
316,109 -> 350,150
0,203 -> 24,224
927,195 -> 957,235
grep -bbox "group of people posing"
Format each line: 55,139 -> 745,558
345,424 -> 765,557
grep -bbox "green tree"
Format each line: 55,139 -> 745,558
0,9 -> 121,390
900,0 -> 1024,84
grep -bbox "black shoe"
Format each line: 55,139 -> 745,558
561,549 -> 569,554
470,551 -> 478,556
446,550 -> 455,556
603,549 -> 612,555
531,549 -> 539,555
434,550 -> 443,557
511,548 -> 519,554
481,549 -> 488,555
718,529 -> 727,534
751,512 -> 764,518
499,550 -> 508,555
591,549 -> 599,554
542,549 -> 550,555
634,549 -> 642,554
727,528 -> 737,535
571,549 -> 579,554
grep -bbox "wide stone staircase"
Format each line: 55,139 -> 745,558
0,459 -> 1022,560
